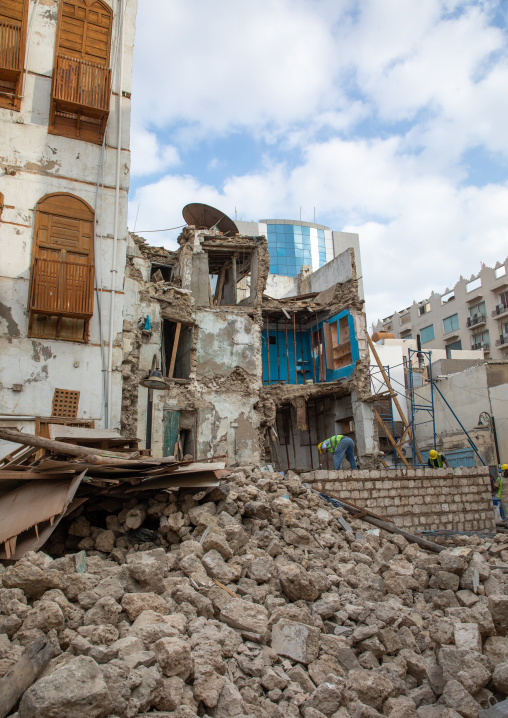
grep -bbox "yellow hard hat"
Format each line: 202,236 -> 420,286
318,442 -> 323,453
502,464 -> 508,471
429,450 -> 438,459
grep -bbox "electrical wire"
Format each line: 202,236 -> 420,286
134,225 -> 185,233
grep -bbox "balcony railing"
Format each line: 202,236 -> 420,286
496,335 -> 508,348
53,54 -> 111,115
472,342 -> 490,352
30,257 -> 94,318
492,304 -> 508,318
0,21 -> 21,76
467,314 -> 487,328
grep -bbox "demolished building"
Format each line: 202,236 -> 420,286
121,215 -> 378,471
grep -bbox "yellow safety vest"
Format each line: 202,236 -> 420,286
324,435 -> 344,453
498,476 -> 503,500
429,454 -> 445,468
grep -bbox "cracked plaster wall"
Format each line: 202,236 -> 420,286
0,0 -> 138,459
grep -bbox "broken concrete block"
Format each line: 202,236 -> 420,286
271,620 -> 320,664
453,622 -> 482,652
154,636 -> 192,680
18,656 -> 112,718
219,597 -> 268,636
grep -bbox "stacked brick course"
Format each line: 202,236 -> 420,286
300,466 -> 496,532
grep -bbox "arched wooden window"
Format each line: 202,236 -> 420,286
0,0 -> 29,111
50,0 -> 113,144
29,193 -> 95,343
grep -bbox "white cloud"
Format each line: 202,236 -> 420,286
128,0 -> 508,325
129,133 -> 508,323
130,128 -> 180,176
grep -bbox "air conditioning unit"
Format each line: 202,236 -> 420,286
401,445 -> 413,458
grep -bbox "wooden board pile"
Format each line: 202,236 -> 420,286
0,427 -> 228,561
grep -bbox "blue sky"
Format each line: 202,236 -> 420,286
128,0 -> 508,323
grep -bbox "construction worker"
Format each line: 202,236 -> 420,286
494,464 -> 508,522
318,434 -> 358,470
428,449 -> 449,469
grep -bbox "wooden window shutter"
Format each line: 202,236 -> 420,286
322,322 -> 335,371
0,0 -> 29,111
58,0 -> 112,65
29,194 -> 95,343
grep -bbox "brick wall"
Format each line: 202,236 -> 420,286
300,467 -> 496,533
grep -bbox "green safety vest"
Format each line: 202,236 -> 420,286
498,476 -> 503,500
324,435 -> 344,453
429,454 -> 445,468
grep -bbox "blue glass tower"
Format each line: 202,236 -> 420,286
262,220 -> 334,278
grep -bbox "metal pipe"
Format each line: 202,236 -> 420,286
298,320 -> 305,383
492,416 -> 501,467
306,401 -> 314,470
106,0 -> 125,428
276,319 -> 280,384
266,314 -> 271,385
288,404 -> 297,469
282,410 -> 290,469
292,313 -> 298,385
310,319 -> 317,383
285,318 -> 290,384
321,399 -> 329,469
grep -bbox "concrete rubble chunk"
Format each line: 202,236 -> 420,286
219,597 -> 269,637
271,619 -> 321,664
18,655 -> 113,718
442,679 -> 481,718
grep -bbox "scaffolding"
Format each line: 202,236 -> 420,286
407,348 -> 436,467
369,362 -> 399,467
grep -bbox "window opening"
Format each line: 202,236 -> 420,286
443,314 -> 459,334
420,325 -> 435,344
472,330 -> 490,349
0,0 -> 28,111
441,292 -> 454,305
29,193 -> 95,342
52,388 -> 80,418
500,291 -> 508,309
151,263 -> 172,282
49,0 -> 113,144
205,246 -> 255,306
400,313 -> 411,325
161,319 -> 192,379
419,301 -> 431,315
466,277 -> 482,293
495,266 -> 507,279
469,301 -> 486,318
445,340 -> 462,358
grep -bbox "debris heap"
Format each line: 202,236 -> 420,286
1,467 -> 508,718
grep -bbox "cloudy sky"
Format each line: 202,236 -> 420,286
128,0 -> 508,324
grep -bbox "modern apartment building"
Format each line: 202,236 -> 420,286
373,258 -> 508,360
0,0 -> 138,457
236,219 -> 364,300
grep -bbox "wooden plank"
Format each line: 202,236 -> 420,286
322,321 -> 334,371
374,409 -> 410,468
168,322 -> 181,379
0,637 -> 53,718
0,470 -> 76,480
0,428 -> 137,460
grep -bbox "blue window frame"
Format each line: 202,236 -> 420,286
443,314 -> 459,334
420,325 -> 435,343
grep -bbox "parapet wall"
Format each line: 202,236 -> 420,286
300,467 -> 496,533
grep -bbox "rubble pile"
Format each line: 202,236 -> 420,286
1,468 -> 508,718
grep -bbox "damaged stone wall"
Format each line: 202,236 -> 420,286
122,229 -> 268,463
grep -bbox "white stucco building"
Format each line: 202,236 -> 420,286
0,0 -> 138,457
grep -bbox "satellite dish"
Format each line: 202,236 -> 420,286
182,203 -> 238,236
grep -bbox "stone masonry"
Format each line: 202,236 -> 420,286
300,467 -> 496,533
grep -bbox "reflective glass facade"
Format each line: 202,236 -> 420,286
266,222 -> 334,277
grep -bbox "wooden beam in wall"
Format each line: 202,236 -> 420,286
168,323 -> 182,379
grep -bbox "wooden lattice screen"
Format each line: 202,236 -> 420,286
52,389 -> 80,418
